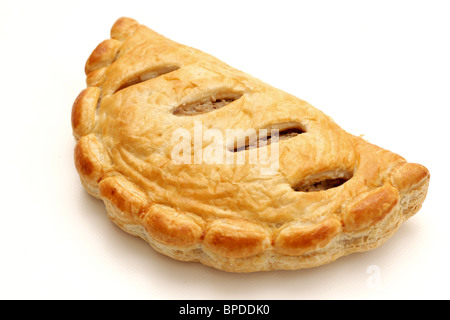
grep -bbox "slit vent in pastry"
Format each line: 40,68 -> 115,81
115,65 -> 180,93
292,170 -> 353,192
229,125 -> 305,152
172,92 -> 243,116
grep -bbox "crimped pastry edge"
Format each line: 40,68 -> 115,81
95,174 -> 428,272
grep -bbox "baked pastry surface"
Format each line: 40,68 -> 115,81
72,17 -> 430,272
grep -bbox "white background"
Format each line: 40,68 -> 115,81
1,0 -> 449,300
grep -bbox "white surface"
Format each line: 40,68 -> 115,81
1,0 -> 449,300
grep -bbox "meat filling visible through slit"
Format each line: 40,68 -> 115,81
173,98 -> 235,116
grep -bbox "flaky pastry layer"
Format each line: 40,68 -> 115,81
72,17 -> 430,272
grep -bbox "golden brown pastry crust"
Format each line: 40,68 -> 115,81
72,17 -> 430,272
